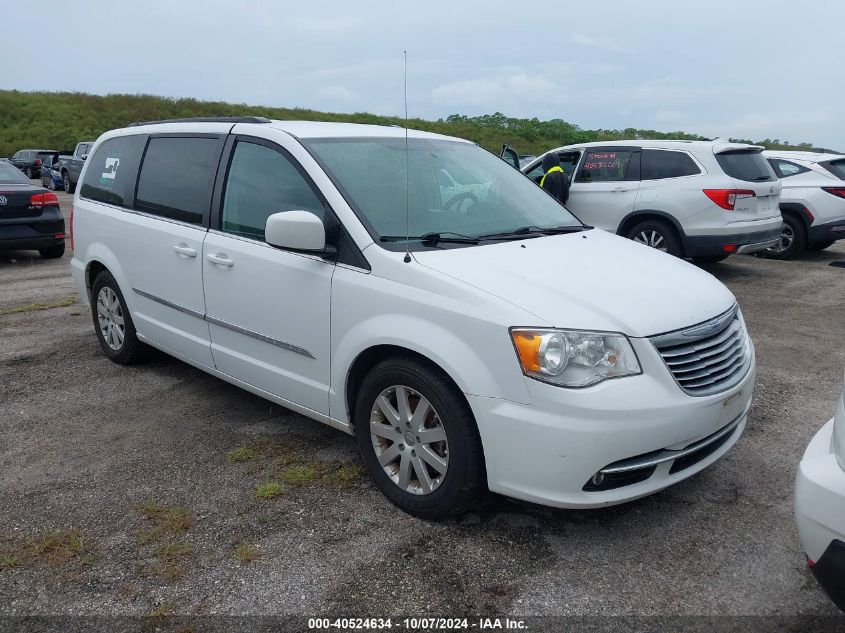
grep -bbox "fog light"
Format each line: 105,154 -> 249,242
591,471 -> 605,487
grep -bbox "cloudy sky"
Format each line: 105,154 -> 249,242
3,1 -> 842,148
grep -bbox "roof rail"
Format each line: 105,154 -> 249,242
127,116 -> 272,127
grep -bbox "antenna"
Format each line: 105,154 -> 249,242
403,50 -> 411,264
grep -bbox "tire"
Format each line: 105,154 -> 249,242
24,167 -> 32,178
354,355 -> 485,519
760,214 -> 806,260
807,239 -> 835,252
62,171 -> 75,193
39,243 -> 65,259
692,254 -> 730,264
90,270 -> 150,365
626,219 -> 682,257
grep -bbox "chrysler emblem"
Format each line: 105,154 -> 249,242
0,195 -> 7,206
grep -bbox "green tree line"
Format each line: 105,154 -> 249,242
0,90 -> 818,159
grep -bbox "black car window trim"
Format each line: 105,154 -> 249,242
133,132 -> 226,228
211,134 -> 370,271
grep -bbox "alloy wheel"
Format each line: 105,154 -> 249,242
634,230 -> 667,251
96,287 -> 125,351
369,385 -> 449,495
63,173 -> 71,193
768,223 -> 794,254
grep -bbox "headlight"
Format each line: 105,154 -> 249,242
510,328 -> 641,388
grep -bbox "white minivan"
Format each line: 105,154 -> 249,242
503,140 -> 783,263
71,117 -> 757,518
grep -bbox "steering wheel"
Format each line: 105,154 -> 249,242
443,191 -> 479,214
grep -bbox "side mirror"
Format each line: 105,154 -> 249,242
265,210 -> 331,255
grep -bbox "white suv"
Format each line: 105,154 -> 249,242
763,150 -> 845,259
71,117 -> 756,518
504,140 -> 783,263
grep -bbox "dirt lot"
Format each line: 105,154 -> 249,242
1,190 -> 844,623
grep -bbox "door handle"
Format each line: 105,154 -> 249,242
207,253 -> 235,268
172,243 -> 197,258
611,187 -> 629,193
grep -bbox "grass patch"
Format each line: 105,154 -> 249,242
279,465 -> 317,486
0,295 -> 77,316
137,503 -> 195,580
255,482 -> 284,499
0,529 -> 95,571
227,446 -> 257,463
233,542 -> 259,564
322,462 -> 366,487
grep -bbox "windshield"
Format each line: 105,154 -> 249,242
0,162 -> 31,184
303,137 -> 582,249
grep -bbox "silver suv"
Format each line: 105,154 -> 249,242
503,140 -> 783,263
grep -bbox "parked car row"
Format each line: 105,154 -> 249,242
4,142 -> 95,192
502,141 -> 845,262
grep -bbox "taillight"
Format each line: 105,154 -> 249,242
69,206 -> 74,251
703,189 -> 756,210
30,192 -> 59,208
822,187 -> 845,199
34,158 -> 42,166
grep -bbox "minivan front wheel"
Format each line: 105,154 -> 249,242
90,271 -> 150,364
354,356 -> 484,519
627,220 -> 681,256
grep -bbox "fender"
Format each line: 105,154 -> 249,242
616,209 -> 687,238
779,202 -> 813,229
329,313 -> 532,425
80,241 -> 135,312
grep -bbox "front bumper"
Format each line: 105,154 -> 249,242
682,227 -> 782,257
809,219 -> 845,243
468,338 -> 755,508
795,417 -> 845,611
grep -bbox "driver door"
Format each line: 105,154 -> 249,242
568,146 -> 641,231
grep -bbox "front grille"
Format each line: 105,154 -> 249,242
651,306 -> 751,397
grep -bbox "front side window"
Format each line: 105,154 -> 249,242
303,137 -> 582,249
716,150 -> 776,182
221,141 -> 324,241
135,136 -> 221,224
80,135 -> 146,207
642,150 -> 700,180
577,148 -> 639,182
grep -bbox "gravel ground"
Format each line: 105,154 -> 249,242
1,192 -> 844,622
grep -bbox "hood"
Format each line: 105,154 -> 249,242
412,229 -> 736,338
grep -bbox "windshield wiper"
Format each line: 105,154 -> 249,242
380,231 -> 480,245
477,225 -> 589,241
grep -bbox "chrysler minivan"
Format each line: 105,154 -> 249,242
71,117 -> 756,518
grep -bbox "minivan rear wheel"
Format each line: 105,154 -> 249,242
627,220 -> 681,256
354,356 -> 485,519
761,214 -> 806,260
90,270 -> 150,365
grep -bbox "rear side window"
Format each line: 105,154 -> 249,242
715,150 -> 775,182
642,150 -> 700,179
135,136 -> 222,225
221,140 -> 324,240
80,135 -> 146,207
767,159 -> 810,178
822,159 -> 845,180
577,148 -> 639,182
